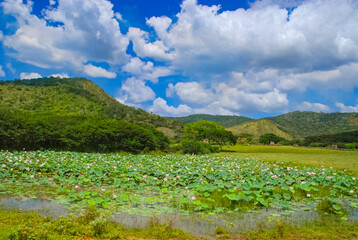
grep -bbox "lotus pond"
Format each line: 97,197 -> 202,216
1,150 -> 358,223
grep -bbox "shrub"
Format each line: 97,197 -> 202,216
181,139 -> 217,154
345,142 -> 358,150
310,142 -> 328,148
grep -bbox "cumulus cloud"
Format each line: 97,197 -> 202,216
141,0 -> 358,75
0,66 -> 5,77
168,82 -> 214,104
116,78 -> 156,106
127,27 -> 173,61
50,73 -> 69,78
20,72 -> 42,79
122,57 -> 172,83
1,0 -> 129,75
83,64 -> 116,78
148,98 -> 193,117
148,97 -> 237,117
297,101 -> 330,112
164,73 -> 289,115
336,103 -> 358,112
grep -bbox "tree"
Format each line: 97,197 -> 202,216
184,120 -> 236,150
259,133 -> 285,145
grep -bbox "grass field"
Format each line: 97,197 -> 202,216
220,145 -> 358,174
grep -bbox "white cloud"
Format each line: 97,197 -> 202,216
278,69 -> 341,91
122,57 -> 172,83
20,72 -> 42,79
336,103 -> 358,112
297,101 -> 330,112
127,27 -> 173,61
2,0 -> 129,75
50,73 -> 69,78
114,12 -> 122,21
168,82 -> 214,104
141,0 -> 358,75
148,97 -> 237,117
49,0 -> 56,6
148,98 -> 192,117
164,75 -> 289,114
278,63 -> 358,91
0,31 -> 3,40
0,66 -> 5,77
83,64 -> 116,78
216,84 -> 289,113
6,63 -> 16,74
116,78 -> 156,106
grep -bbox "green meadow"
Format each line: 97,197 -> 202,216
220,145 -> 358,174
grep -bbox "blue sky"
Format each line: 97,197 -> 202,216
1,0 -> 358,118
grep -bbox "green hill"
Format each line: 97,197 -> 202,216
266,111 -> 358,138
0,77 -> 182,133
227,119 -> 293,141
170,114 -> 253,128
0,77 -> 184,152
305,130 -> 358,145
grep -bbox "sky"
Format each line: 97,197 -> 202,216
1,0 -> 358,118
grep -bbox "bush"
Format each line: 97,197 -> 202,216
279,140 -> 292,146
259,133 -> 285,145
345,142 -> 358,150
181,139 -> 217,154
310,142 -> 328,148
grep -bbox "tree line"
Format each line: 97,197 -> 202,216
0,109 -> 169,154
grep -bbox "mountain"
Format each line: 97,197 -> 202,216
0,77 -> 182,133
305,130 -> 358,145
170,114 -> 253,128
266,111 -> 358,138
227,119 -> 294,141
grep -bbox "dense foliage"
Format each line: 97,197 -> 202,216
304,130 -> 358,148
259,133 -> 285,144
171,114 -> 253,128
0,109 -> 169,153
0,77 -> 183,133
267,111 -> 358,138
181,139 -> 219,154
183,120 -> 236,150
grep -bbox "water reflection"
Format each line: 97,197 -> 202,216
0,196 -> 357,238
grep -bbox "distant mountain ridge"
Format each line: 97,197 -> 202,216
266,111 -> 358,138
173,111 -> 358,139
170,114 -> 253,128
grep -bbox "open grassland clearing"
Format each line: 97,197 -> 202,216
220,145 -> 358,174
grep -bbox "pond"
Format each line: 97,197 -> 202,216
1,196 -> 357,238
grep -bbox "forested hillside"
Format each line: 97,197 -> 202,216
0,77 -> 182,132
267,111 -> 358,138
0,77 -> 183,153
171,114 -> 253,128
227,119 -> 293,141
172,111 -> 358,140
305,130 -> 358,146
